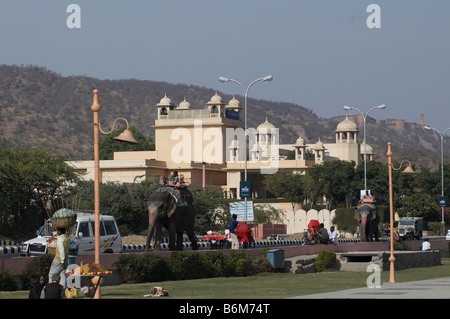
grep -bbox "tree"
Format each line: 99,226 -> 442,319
263,170 -> 305,212
0,147 -> 80,237
312,160 -> 357,210
189,186 -> 229,234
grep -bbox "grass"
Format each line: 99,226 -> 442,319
102,258 -> 450,298
2,258 -> 450,299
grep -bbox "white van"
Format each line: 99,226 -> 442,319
22,212 -> 122,257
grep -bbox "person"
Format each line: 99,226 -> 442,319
328,226 -> 338,245
422,238 -> 431,251
41,274 -> 65,299
48,227 -> 69,289
229,214 -> 239,249
168,171 -> 180,186
29,275 -> 46,299
317,223 -> 329,244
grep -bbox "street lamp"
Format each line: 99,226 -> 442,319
343,104 -> 386,193
91,89 -> 137,265
219,75 -> 273,221
386,142 -> 415,283
424,125 -> 450,225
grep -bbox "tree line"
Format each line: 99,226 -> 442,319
263,160 -> 450,227
1,143 -> 449,240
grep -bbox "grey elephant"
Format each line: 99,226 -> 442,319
354,204 -> 380,242
145,190 -> 198,251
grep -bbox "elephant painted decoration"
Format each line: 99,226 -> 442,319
354,204 -> 380,242
145,190 -> 198,251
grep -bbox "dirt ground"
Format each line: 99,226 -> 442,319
122,235 -> 147,244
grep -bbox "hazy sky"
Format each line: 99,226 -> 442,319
1,0 -> 450,132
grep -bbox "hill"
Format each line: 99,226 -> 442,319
0,65 -> 444,169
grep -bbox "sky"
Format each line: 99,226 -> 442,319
1,0 -> 450,132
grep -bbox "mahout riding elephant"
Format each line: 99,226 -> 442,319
145,190 -> 198,251
354,204 -> 380,242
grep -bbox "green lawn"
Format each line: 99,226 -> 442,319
2,259 -> 450,299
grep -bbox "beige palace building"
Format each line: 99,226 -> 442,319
68,92 -> 372,198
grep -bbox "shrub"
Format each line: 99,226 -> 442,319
204,251 -> 227,277
142,254 -> 172,282
115,250 -> 273,284
315,250 -> 336,272
0,269 -> 18,291
394,241 -> 408,251
169,251 -> 209,280
114,254 -> 147,283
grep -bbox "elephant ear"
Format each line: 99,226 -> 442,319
354,209 -> 360,220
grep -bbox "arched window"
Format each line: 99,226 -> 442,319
160,107 -> 167,115
210,106 -> 218,113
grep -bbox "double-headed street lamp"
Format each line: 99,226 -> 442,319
219,75 -> 273,221
91,89 -> 138,265
343,104 -> 386,192
424,125 -> 450,225
386,142 -> 415,283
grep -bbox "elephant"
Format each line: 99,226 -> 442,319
145,190 -> 198,252
354,204 -> 380,242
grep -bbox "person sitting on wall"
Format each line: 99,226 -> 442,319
317,223 -> 329,244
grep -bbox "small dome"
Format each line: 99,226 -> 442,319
226,96 -> 242,109
156,93 -> 174,107
336,116 -> 358,132
208,91 -> 224,105
360,142 -> 374,154
314,138 -> 325,150
177,97 -> 191,110
294,135 -> 305,146
257,117 -> 276,132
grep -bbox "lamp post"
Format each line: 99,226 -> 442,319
386,142 -> 415,283
219,75 -> 273,221
343,104 -> 386,193
424,125 -> 450,224
91,89 -> 137,264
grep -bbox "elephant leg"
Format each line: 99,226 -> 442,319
176,232 -> 183,250
186,229 -> 198,250
168,227 -> 177,251
154,222 -> 163,251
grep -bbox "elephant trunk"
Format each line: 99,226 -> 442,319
146,202 -> 161,251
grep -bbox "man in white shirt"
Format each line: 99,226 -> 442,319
328,226 -> 338,245
421,239 -> 431,251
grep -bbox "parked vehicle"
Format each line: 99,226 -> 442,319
446,230 -> 450,240
21,212 -> 122,256
397,217 -> 423,240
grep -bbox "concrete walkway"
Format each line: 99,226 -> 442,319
292,276 -> 450,299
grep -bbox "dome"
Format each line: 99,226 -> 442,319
314,138 -> 325,150
294,135 -> 305,146
336,116 -> 358,132
156,93 -> 174,107
208,92 -> 224,105
177,97 -> 191,110
257,117 -> 276,132
360,142 -> 374,154
226,96 -> 242,109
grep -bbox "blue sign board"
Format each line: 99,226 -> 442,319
240,181 -> 252,198
225,109 -> 240,120
438,196 -> 447,207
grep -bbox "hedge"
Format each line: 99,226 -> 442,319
114,250 -> 273,284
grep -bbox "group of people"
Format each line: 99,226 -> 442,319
317,223 -> 339,245
29,227 -> 69,299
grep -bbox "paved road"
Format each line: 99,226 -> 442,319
292,276 -> 450,299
